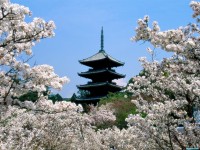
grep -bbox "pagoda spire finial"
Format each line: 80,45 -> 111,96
100,27 -> 104,51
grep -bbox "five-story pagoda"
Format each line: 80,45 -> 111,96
76,28 -> 125,105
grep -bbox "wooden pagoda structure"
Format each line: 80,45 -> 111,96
76,28 -> 125,105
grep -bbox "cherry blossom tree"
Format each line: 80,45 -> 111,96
0,1 -> 83,149
124,1 -> 200,149
97,2 -> 200,150
0,2 -> 116,149
1,0 -> 200,149
0,0 -> 69,105
0,100 -> 117,150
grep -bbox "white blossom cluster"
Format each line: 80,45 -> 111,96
0,1 -> 117,149
124,1 -> 200,149
87,104 -> 116,126
0,0 -> 69,104
1,0 -> 200,149
97,1 -> 200,148
0,99 -> 118,150
191,1 -> 200,18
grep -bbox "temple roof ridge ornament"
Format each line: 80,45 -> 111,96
79,27 -> 124,67
99,26 -> 104,52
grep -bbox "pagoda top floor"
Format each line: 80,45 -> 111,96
79,50 -> 124,68
79,27 -> 124,68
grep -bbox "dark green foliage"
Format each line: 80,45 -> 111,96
62,98 -> 71,101
70,93 -> 77,102
100,92 -> 132,105
77,90 -> 90,98
48,94 -> 63,104
164,89 -> 175,99
113,99 -> 137,129
18,86 -> 50,103
19,91 -> 64,104
163,71 -> 170,77
19,91 -> 38,102
138,69 -> 147,76
99,92 -> 137,129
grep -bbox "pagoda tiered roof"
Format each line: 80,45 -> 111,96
77,81 -> 123,92
78,68 -> 125,80
75,27 -> 125,105
79,50 -> 124,68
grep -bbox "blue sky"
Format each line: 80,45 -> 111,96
12,0 -> 193,97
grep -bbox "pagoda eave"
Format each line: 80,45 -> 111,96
79,57 -> 124,68
78,69 -> 125,79
77,82 -> 123,91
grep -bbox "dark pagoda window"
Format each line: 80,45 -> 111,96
76,27 -> 125,105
